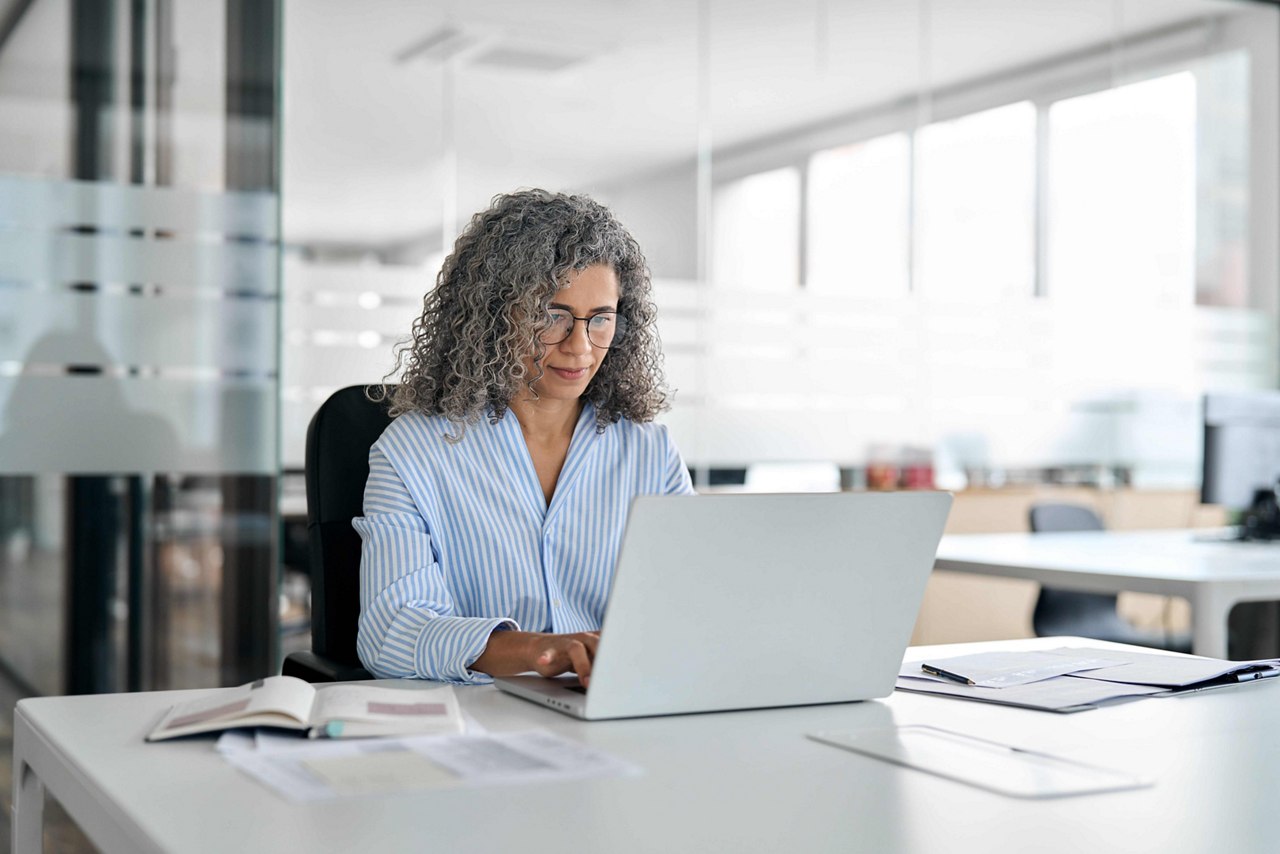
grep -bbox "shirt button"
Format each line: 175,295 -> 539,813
553,599 -> 562,608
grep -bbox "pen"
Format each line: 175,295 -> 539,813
921,664 -> 975,686
1235,668 -> 1280,683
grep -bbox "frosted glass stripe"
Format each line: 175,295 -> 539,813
0,290 -> 275,369
0,376 -> 276,474
0,231 -> 277,295
0,175 -> 278,239
277,257 -> 1273,482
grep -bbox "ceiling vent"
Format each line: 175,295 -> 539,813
394,26 -> 485,64
396,26 -> 588,74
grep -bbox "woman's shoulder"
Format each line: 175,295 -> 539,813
375,409 -> 464,456
605,414 -> 676,447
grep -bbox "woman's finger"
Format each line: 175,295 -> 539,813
568,641 -> 592,687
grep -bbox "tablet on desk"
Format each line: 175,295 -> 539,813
809,725 -> 1152,799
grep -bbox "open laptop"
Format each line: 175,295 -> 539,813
495,491 -> 952,720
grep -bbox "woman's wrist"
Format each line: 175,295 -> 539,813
470,629 -> 541,676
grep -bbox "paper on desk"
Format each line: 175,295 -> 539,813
895,673 -> 1168,712
908,651 -> 1119,688
215,730 -> 255,754
223,729 -> 639,802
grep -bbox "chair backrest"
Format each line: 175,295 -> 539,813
1028,503 -> 1104,534
306,385 -> 395,666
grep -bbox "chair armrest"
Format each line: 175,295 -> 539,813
282,650 -> 373,683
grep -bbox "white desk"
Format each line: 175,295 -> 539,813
13,637 -> 1280,854
934,529 -> 1280,659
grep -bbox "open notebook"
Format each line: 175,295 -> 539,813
147,675 -> 463,740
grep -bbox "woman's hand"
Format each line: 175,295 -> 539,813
470,630 -> 601,687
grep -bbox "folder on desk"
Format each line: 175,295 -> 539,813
895,668 -> 1167,713
1058,648 -> 1280,690
896,647 -> 1280,712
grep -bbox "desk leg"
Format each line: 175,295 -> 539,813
1191,588 -> 1230,660
12,753 -> 45,854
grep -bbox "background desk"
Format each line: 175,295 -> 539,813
13,637 -> 1280,854
935,529 -> 1280,658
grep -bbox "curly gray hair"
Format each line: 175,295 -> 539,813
377,189 -> 671,432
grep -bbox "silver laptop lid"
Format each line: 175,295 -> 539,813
582,491 -> 952,719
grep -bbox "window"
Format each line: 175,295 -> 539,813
911,102 -> 1039,300
806,133 -> 910,296
914,101 -> 1037,300
711,167 -> 800,291
1047,73 -> 1197,306
682,49 -> 1267,488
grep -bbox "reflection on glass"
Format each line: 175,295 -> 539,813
1194,51 -> 1249,309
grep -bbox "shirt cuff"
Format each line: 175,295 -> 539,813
413,615 -> 520,684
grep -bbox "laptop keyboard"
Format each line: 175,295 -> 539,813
564,685 -> 587,694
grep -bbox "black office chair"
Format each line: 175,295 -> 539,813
282,385 -> 396,682
1029,503 -> 1190,652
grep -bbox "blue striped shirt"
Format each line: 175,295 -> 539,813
352,403 -> 695,683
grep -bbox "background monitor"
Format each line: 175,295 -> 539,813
1201,391 -> 1280,509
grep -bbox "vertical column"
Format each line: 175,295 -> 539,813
221,0 -> 281,684
65,0 -> 120,695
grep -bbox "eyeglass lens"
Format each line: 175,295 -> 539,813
542,310 -> 626,348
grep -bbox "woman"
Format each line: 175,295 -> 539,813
354,189 -> 694,685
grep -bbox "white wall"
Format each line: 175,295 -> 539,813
599,165 -> 700,281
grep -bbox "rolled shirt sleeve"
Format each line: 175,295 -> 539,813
353,444 -> 517,683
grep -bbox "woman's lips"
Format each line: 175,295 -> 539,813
550,366 -> 588,380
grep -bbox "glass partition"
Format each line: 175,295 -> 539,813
0,0 -> 280,694
280,0 -> 1278,495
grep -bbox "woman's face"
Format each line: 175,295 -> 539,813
523,263 -> 621,404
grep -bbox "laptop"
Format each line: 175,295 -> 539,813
495,490 -> 952,720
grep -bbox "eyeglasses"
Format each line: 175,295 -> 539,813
540,309 -> 627,349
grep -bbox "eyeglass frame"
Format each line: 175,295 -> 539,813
539,308 -> 626,349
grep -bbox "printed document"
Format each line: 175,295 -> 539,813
221,729 -> 639,801
895,671 -> 1166,712
911,651 -> 1118,688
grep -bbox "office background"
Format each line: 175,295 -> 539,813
0,0 -> 1278,847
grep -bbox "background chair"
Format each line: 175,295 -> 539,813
1028,502 -> 1190,652
282,385 -> 395,681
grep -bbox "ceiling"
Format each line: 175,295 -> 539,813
0,0 -> 1263,248
281,0 -> 1258,249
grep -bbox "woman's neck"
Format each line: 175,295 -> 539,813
508,395 -> 584,444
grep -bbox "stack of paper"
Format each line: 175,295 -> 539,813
896,648 -> 1280,713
